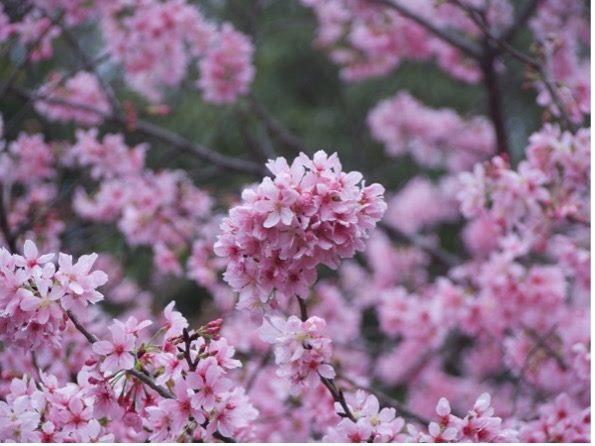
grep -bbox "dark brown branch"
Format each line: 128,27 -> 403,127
500,0 -> 544,43
296,296 -> 309,322
360,0 -> 482,59
0,184 -> 17,252
126,369 -> 174,399
480,49 -> 510,157
65,310 -> 98,343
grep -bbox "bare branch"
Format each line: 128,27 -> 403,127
248,94 -> 312,155
65,310 -> 98,343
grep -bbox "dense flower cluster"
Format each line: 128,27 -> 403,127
35,71 -> 112,126
215,150 -> 387,311
301,0 -> 511,83
368,91 -> 495,172
0,241 -> 257,442
260,315 -> 335,392
3,0 -> 254,105
68,129 -> 214,275
198,24 -> 256,104
458,125 -> 589,250
384,176 -> 458,235
404,394 -> 517,442
0,239 -> 106,348
99,0 -> 254,103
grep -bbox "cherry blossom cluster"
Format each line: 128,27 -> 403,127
529,0 -> 589,124
458,124 -> 589,251
99,0 -> 254,103
0,240 -> 107,349
214,150 -> 387,311
0,240 -> 257,442
85,312 -> 258,442
301,0 -> 512,83
404,393 -> 517,442
259,315 -> 335,392
384,175 -> 459,235
323,391 -> 405,442
368,91 -> 495,172
67,128 -> 214,276
34,71 -> 112,126
0,0 -> 591,443
3,0 -> 255,105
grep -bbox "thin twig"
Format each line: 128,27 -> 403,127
379,222 -> 460,268
126,369 -> 174,399
248,94 -> 312,155
49,17 -> 122,117
65,310 -> 98,343
66,309 -> 236,441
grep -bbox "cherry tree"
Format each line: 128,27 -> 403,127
0,0 -> 590,442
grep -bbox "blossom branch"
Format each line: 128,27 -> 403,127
4,84 -> 267,176
67,307 -> 238,442
45,13 -> 122,117
360,0 -> 482,60
65,310 -> 98,344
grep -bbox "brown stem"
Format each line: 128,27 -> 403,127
126,369 -> 174,399
481,50 -> 510,157
65,310 -> 98,343
0,184 -> 17,252
296,296 -> 309,322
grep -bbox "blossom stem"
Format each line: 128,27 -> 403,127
65,310 -> 98,343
